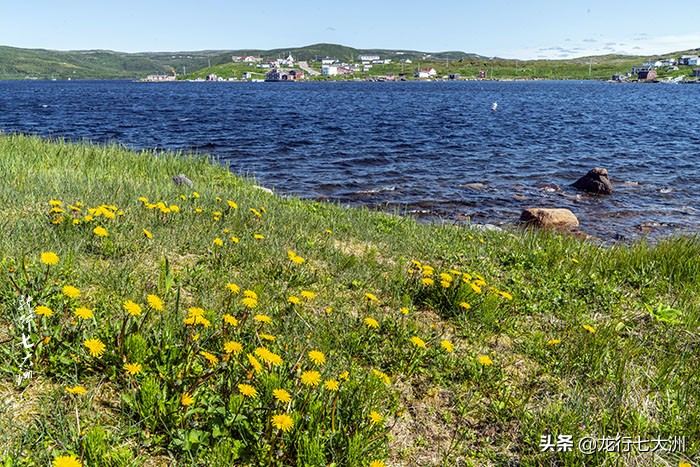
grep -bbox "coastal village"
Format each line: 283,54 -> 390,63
144,51 -> 700,83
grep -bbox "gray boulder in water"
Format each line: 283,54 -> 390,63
172,174 -> 194,188
572,168 -> 612,195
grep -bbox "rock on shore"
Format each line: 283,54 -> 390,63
520,208 -> 579,231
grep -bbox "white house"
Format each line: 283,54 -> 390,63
321,58 -> 337,65
358,54 -> 380,61
414,68 -> 437,79
322,65 -> 339,76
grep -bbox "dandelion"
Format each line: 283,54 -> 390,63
339,371 -> 350,380
169,205 -> 180,213
224,340 -> 243,355
459,302 -> 471,310
440,340 -> 454,352
255,347 -> 283,366
250,208 -> 262,217
325,229 -> 333,234
421,278 -> 434,286
324,379 -> 339,391
369,411 -> 384,425
571,258 -> 580,264
410,336 -> 427,349
400,307 -> 409,315
226,282 -> 240,294
547,339 -> 561,345
308,350 -> 326,365
497,290 -> 513,300
242,297 -> 258,308
300,290 -> 316,300
49,199 -> 63,207
301,370 -> 321,387
243,290 -> 258,299
62,285 -> 80,299
440,280 -> 451,288
273,388 -> 292,403
231,236 -> 240,243
583,324 -> 596,334
288,295 -> 301,305
200,351 -> 219,367
440,273 -> 453,283
248,354 -> 263,373
123,300 -> 142,316
422,265 -> 434,276
93,226 -> 108,237
212,237 -> 223,246
181,392 -> 195,406
74,307 -> 93,320
223,314 -> 239,326
364,292 -> 378,302
41,252 -> 59,265
65,385 -> 88,395
147,294 -> 163,311
271,413 -> 294,432
142,228 -> 153,239
227,200 -> 238,209
53,454 -> 82,467
124,362 -> 143,375
238,383 -> 257,398
254,234 -> 265,240
84,338 -> 106,357
369,461 -> 386,467
35,305 -> 54,317
253,314 -> 272,324
288,250 -> 305,264
325,307 -> 333,314
477,355 -> 493,366
259,333 -> 276,341
372,369 -> 391,385
364,317 -> 379,329
470,283 -> 482,294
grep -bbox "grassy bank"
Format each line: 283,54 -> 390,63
0,134 -> 698,466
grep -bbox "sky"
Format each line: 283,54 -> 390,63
1,1 -> 699,59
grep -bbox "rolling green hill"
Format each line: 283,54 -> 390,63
1,42 -> 698,80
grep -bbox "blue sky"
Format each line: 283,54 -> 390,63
2,1 -> 699,59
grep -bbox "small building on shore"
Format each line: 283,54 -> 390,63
638,70 -> 657,81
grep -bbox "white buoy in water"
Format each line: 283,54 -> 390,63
492,101 -> 498,111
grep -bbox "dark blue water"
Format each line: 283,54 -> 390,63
2,79 -> 699,240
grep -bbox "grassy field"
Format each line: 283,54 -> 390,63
0,134 -> 698,466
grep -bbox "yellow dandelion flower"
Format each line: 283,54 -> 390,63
324,379 -> 339,391
226,200 -> 238,209
169,205 -> 180,213
93,226 -> 108,237
53,454 -> 83,467
82,215 -> 94,222
498,290 -> 513,300
325,307 -> 333,314
369,411 -> 384,425
372,369 -> 391,385
459,302 -> 471,310
212,237 -> 223,246
231,236 -> 240,243
421,278 -> 434,286
142,228 -> 153,239
364,292 -> 378,302
50,207 -> 66,214
250,208 -> 262,217
224,340 -> 243,354
308,350 -> 326,365
253,314 -> 272,324
187,307 -> 205,317
571,258 -> 580,264
242,297 -> 258,308
41,252 -> 59,265
325,229 -> 333,234
62,285 -> 80,299
248,353 -> 263,373
473,278 -> 487,287
83,338 -> 106,357
422,265 -> 434,276
254,234 -> 265,240
226,282 -> 240,294
273,388 -> 292,403
440,340 -> 454,352
410,336 -> 427,349
470,283 -> 482,294
223,314 -> 239,326
583,324 -> 596,334
238,383 -> 257,398
194,207 -> 203,214
369,461 -> 386,467
124,362 -> 143,375
255,347 -> 283,366
181,392 -> 195,406
138,196 -> 148,203
288,295 -> 301,305
123,300 -> 142,316
364,317 -> 379,329
35,305 -> 54,317
271,413 -> 294,432
49,199 -> 63,207
440,280 -> 451,288
477,355 -> 493,366
200,351 -> 219,367
400,307 -> 409,315
243,289 -> 258,299
440,273 -> 453,282
147,294 -> 164,311
300,370 -> 321,387
65,385 -> 87,395
74,307 -> 93,320
339,371 -> 350,380
547,338 -> 561,345
290,254 -> 305,264
259,333 -> 276,341
300,290 -> 316,300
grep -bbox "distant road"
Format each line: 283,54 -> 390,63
298,61 -> 320,76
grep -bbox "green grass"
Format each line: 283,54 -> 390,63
1,134 -> 699,466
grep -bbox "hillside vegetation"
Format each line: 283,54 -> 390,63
0,134 -> 698,466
